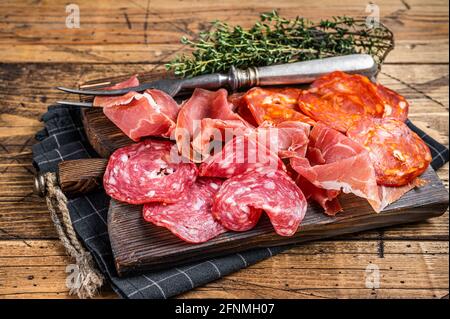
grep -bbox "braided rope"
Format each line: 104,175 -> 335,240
43,172 -> 104,298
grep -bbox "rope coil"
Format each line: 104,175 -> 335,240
43,172 -> 104,298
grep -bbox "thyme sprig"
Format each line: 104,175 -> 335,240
166,11 -> 394,77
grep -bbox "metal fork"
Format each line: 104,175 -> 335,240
57,54 -> 377,107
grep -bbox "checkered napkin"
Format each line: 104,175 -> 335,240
32,105 -> 449,299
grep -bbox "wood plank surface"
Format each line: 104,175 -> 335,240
108,167 -> 447,274
74,103 -> 448,275
0,239 -> 447,299
0,0 -> 448,299
0,0 -> 448,63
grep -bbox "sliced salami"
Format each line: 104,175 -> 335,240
143,178 -> 226,243
347,118 -> 431,186
103,139 -> 198,204
212,168 -> 307,236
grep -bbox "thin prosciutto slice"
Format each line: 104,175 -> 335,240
93,75 -> 140,107
291,122 -> 381,212
93,76 -> 179,141
296,176 -> 343,216
254,121 -> 310,159
191,118 -> 253,159
175,88 -> 252,162
199,134 -> 285,178
378,178 -> 427,211
198,121 -> 310,178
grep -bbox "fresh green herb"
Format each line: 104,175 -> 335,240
166,11 -> 394,77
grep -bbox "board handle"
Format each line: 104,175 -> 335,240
57,159 -> 108,197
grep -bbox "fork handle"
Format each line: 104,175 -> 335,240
178,54 -> 377,92
180,73 -> 231,91
229,54 -> 377,90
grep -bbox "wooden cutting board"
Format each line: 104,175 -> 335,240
59,75 -> 449,277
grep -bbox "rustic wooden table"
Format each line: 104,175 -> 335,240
0,0 -> 448,299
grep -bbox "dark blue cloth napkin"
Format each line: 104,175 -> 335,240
32,105 -> 449,299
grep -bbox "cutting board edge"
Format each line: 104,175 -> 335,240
111,193 -> 448,276
77,75 -> 449,277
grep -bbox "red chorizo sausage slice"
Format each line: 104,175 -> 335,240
241,87 -> 316,126
347,118 -> 431,186
297,71 -> 409,132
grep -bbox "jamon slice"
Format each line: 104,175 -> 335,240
254,121 -> 310,159
297,71 -> 409,132
199,134 -> 284,178
175,88 -> 251,162
93,75 -> 140,107
103,90 -> 179,141
239,87 -> 316,126
103,139 -> 198,204
198,120 -> 309,178
347,118 -> 432,186
93,76 -> 180,141
296,176 -> 342,216
212,168 -> 307,236
191,118 -> 253,159
291,122 -> 381,212
143,178 -> 226,243
378,178 -> 427,211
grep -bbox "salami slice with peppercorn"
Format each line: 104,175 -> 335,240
103,139 -> 198,204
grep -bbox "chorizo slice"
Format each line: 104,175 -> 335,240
241,87 -> 316,126
347,118 -> 431,186
298,71 -> 409,132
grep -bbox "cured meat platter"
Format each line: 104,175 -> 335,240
56,70 -> 449,276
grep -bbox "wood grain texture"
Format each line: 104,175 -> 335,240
109,167 -> 448,275
0,239 -> 446,299
58,159 -> 108,197
76,73 -> 449,276
0,63 -> 447,241
0,0 -> 448,63
0,0 -> 448,298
